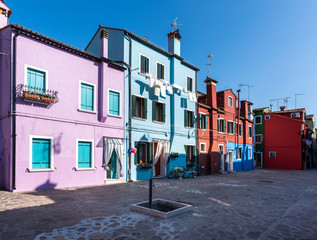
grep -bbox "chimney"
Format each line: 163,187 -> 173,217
100,29 -> 109,58
280,106 -> 286,111
0,0 -> 12,29
240,101 -> 248,119
204,77 -> 218,109
167,30 -> 181,56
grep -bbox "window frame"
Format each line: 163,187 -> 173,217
264,115 -> 271,120
200,142 -> 207,153
186,75 -> 193,92
185,109 -> 194,128
133,95 -> 147,120
255,116 -> 262,125
228,96 -> 233,107
139,54 -> 150,75
108,88 -> 121,117
255,134 -> 263,144
152,100 -> 165,123
237,146 -> 242,160
239,123 -> 243,136
76,139 -> 95,171
227,121 -> 235,135
248,147 -> 252,159
185,145 -> 195,166
79,80 -> 97,113
269,151 -> 276,158
248,126 -> 253,138
24,64 -> 49,91
28,135 -> 54,172
199,113 -> 208,130
218,118 -> 226,133
156,62 -> 165,80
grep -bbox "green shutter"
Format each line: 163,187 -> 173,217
193,146 -> 196,164
162,103 -> 166,123
191,111 -> 194,128
148,142 -> 153,164
152,101 -> 156,121
218,119 -> 220,131
132,95 -> 136,117
143,98 -> 147,119
224,120 -> 226,132
198,114 -> 201,129
233,123 -> 236,134
141,56 -> 145,73
134,141 -> 139,165
146,58 -> 149,73
205,116 -> 208,129
184,110 -> 188,127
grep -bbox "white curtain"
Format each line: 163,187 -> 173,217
104,138 -> 124,178
162,141 -> 170,177
153,141 -> 163,176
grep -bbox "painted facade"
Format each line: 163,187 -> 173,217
86,27 -> 199,181
197,77 -> 254,173
0,9 -> 126,191
306,114 -> 317,168
253,107 -> 270,168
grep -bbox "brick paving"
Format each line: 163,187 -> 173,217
0,169 -> 317,240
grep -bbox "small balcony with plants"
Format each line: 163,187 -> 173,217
17,84 -> 58,106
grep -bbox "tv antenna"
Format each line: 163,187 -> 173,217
270,99 -> 276,111
238,83 -> 254,102
206,52 -> 215,77
171,17 -> 183,31
284,97 -> 291,109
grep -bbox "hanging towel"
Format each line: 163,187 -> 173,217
189,92 -> 194,102
161,84 -> 167,98
172,84 -> 182,91
154,86 -> 160,96
193,93 -> 197,102
149,77 -> 155,88
167,85 -> 173,94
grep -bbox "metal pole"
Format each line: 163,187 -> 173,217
149,178 -> 153,208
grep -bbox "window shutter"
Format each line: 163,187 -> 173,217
152,101 -> 156,121
146,57 -> 149,73
205,116 -> 208,129
141,56 -> 145,73
148,142 -> 153,164
224,120 -> 226,132
233,123 -> 236,134
143,98 -> 147,119
134,141 -> 139,165
191,111 -> 194,127
218,119 -> 220,131
132,95 -> 136,117
184,110 -> 188,127
162,103 -> 166,123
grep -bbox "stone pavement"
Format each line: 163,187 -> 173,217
0,169 -> 317,240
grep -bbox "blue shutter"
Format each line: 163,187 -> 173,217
109,91 -> 120,116
78,141 -> 92,168
81,83 -> 94,111
27,68 -> 45,92
32,138 -> 50,169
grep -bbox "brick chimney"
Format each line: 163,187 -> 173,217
100,29 -> 109,58
240,101 -> 248,119
0,0 -> 12,29
167,30 -> 181,56
280,106 -> 286,111
204,77 -> 218,109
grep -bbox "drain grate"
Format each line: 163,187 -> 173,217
259,180 -> 274,183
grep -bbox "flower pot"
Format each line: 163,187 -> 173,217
23,92 -> 40,100
40,96 -> 55,103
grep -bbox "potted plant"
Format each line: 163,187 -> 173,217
23,91 -> 40,100
40,93 -> 55,103
175,167 -> 184,179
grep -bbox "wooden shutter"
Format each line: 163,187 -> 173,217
184,110 -> 188,127
191,111 -> 195,128
198,114 -> 201,129
146,57 -> 149,73
134,141 -> 139,165
152,101 -> 156,121
132,95 -> 136,117
143,98 -> 147,119
141,56 -> 145,73
148,142 -> 153,164
205,116 -> 208,129
192,146 -> 196,164
218,119 -> 220,131
162,103 -> 166,123
224,120 -> 226,132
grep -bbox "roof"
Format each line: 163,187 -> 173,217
217,89 -> 237,98
85,25 -> 200,71
306,114 -> 314,119
198,102 -> 224,113
253,107 -> 269,111
5,24 -> 125,71
0,0 -> 12,17
272,108 -> 306,114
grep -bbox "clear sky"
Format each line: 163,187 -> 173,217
6,0 -> 317,116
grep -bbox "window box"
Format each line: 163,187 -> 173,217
18,84 -> 58,105
40,95 -> 56,103
170,152 -> 179,158
137,162 -> 152,169
23,92 -> 40,100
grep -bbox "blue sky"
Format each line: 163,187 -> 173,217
6,0 -> 317,116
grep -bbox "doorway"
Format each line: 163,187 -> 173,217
107,151 -> 118,179
228,151 -> 233,171
255,152 -> 263,168
219,145 -> 225,171
154,142 -> 162,177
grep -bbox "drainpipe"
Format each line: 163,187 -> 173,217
237,89 -> 241,171
195,71 -> 198,168
12,30 -> 20,190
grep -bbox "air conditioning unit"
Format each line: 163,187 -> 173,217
264,115 -> 270,120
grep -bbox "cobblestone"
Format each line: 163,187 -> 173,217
0,169 -> 317,239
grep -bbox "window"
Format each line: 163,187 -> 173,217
152,101 -> 165,122
187,76 -> 193,92
200,143 -> 206,153
269,152 -> 276,158
199,114 -> 208,130
80,82 -> 95,111
186,145 -> 195,166
228,96 -> 233,107
237,147 -> 242,159
255,134 -> 262,144
239,123 -> 243,136
27,67 -> 46,92
157,63 -> 164,80
227,121 -> 235,134
248,147 -> 252,159
77,140 -> 94,169
132,95 -> 147,119
134,142 -> 153,165
109,90 -> 120,116
140,55 -> 149,74
218,119 -> 226,133
185,110 -> 194,128
255,116 -> 262,125
30,137 -> 53,170
265,115 -> 270,120
248,126 -> 253,138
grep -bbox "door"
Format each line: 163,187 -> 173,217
255,153 -> 262,168
219,145 -> 224,171
107,151 -> 118,179
154,142 -> 161,176
229,151 -> 233,171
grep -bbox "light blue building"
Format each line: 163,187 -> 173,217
86,27 -> 199,181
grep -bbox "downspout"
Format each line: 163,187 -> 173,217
195,71 -> 198,168
12,30 -> 20,190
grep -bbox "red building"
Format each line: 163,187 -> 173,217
264,108 -> 307,170
197,77 -> 254,174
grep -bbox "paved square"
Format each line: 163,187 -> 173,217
1,169 -> 317,240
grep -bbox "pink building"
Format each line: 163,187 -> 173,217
0,2 -> 126,192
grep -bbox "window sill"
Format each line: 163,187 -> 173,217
138,72 -> 150,77
185,126 -> 194,129
153,120 -> 165,124
27,168 -> 55,172
108,113 -> 122,118
78,109 -> 97,114
133,117 -> 147,121
75,167 -> 96,171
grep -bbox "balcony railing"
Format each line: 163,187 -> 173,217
17,84 -> 59,105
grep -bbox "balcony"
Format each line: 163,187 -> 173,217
17,84 -> 58,105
